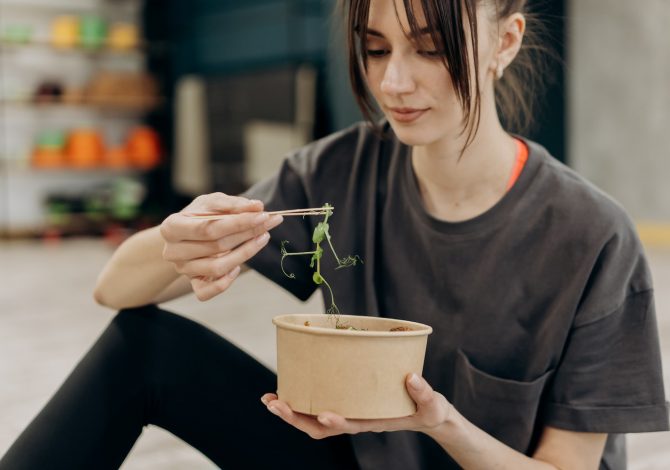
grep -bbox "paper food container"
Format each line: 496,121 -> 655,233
273,314 -> 432,419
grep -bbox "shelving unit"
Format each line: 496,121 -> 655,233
0,0 -> 162,237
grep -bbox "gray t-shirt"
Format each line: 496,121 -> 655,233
242,121 -> 669,469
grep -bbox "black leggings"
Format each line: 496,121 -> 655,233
0,305 -> 360,469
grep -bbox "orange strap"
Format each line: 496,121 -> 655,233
506,138 -> 529,191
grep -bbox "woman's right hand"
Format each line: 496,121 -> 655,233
160,192 -> 283,301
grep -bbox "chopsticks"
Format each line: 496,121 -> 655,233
187,206 -> 333,220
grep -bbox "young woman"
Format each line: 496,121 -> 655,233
2,0 -> 667,469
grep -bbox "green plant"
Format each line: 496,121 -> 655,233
280,203 -> 362,321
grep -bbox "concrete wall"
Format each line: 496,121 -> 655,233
569,0 -> 670,221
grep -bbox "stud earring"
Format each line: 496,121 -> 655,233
496,63 -> 504,80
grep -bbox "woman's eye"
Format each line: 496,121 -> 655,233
366,49 -> 388,58
418,50 -> 442,58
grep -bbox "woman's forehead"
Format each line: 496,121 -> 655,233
367,0 -> 429,34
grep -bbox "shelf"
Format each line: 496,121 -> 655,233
0,97 -> 162,113
1,160 -> 150,174
0,40 -> 146,56
0,0 -> 137,10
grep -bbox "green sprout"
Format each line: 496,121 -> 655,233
280,203 -> 363,325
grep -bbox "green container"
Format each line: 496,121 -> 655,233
37,130 -> 66,150
3,24 -> 32,44
79,15 -> 107,49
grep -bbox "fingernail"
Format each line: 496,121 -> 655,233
268,406 -> 280,416
253,212 -> 269,225
409,374 -> 421,389
260,396 -> 269,406
265,215 -> 283,229
256,232 -> 270,246
228,266 -> 241,279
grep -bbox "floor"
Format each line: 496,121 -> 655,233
0,238 -> 668,469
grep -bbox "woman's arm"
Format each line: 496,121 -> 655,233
425,405 -> 607,469
262,374 -> 607,469
94,193 -> 282,310
94,225 -> 187,309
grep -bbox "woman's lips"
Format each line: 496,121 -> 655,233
388,107 -> 429,123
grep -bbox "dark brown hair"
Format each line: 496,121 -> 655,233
343,0 -> 550,144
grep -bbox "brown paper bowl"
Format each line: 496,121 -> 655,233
273,314 -> 432,419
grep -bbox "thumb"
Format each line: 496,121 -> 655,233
202,193 -> 264,214
406,374 -> 435,407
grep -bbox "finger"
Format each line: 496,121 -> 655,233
260,393 -> 278,406
316,412 -> 355,432
317,412 -> 414,434
190,265 -> 241,301
195,193 -> 264,214
267,400 -> 333,440
164,215 -> 282,261
162,211 -> 270,243
175,232 -> 270,279
406,374 -> 435,407
211,214 -> 282,252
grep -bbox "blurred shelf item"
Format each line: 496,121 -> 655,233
2,10 -> 148,54
25,124 -> 162,170
0,71 -> 163,112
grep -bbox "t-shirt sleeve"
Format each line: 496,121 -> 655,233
544,224 -> 670,433
240,153 -> 319,301
239,122 -> 373,302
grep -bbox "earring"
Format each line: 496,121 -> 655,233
496,63 -> 504,80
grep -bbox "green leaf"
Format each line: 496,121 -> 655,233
312,222 -> 328,244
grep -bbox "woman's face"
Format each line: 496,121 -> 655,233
364,0 -> 498,147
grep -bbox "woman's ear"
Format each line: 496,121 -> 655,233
492,13 -> 526,79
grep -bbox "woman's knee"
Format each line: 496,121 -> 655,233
104,305 -> 166,361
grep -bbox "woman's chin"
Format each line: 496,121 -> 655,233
389,125 -> 438,147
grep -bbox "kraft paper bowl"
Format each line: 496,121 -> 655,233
273,314 -> 432,419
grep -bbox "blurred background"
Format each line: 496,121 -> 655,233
0,0 -> 667,468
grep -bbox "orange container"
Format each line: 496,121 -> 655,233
126,126 -> 161,169
104,146 -> 130,168
66,129 -> 105,168
32,148 -> 66,168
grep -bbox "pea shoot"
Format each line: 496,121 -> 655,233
280,203 -> 362,323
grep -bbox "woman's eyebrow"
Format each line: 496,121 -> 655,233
360,26 -> 435,39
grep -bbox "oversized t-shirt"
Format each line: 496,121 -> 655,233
241,121 -> 669,469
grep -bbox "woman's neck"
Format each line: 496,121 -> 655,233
410,115 -> 518,222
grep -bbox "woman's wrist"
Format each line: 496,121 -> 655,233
420,402 -> 463,442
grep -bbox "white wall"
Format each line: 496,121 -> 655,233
569,0 -> 670,221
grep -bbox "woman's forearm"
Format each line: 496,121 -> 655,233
424,411 -> 557,470
425,411 -> 606,470
94,226 -> 184,309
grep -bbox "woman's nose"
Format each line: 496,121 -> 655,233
380,56 -> 416,95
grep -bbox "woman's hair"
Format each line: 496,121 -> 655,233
342,0 -> 551,144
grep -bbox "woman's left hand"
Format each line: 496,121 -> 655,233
260,374 -> 453,439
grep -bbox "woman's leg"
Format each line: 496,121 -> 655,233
0,305 -> 359,470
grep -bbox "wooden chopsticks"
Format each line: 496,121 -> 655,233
187,207 -> 333,220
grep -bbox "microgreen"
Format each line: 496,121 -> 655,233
280,203 -> 362,325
